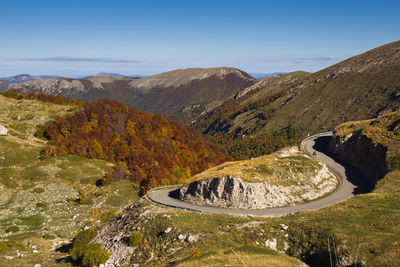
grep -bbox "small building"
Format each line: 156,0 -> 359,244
0,125 -> 8,135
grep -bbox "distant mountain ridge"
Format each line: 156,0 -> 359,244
95,72 -> 127,77
12,67 -> 256,123
0,74 -> 63,83
0,74 -> 35,83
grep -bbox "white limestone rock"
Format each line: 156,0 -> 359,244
0,125 -> 8,135
178,172 -> 337,209
265,238 -> 277,251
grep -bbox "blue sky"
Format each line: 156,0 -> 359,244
0,0 -> 399,77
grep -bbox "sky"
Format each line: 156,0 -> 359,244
0,0 -> 399,77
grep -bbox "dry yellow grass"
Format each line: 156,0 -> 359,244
177,249 -> 302,267
0,95 -> 78,147
188,148 -> 324,187
335,110 -> 400,149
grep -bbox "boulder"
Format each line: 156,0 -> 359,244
0,125 -> 7,135
265,238 -> 277,251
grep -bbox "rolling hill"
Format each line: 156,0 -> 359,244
12,67 -> 256,124
193,41 -> 400,158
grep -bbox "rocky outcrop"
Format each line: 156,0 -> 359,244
0,125 -> 8,135
93,199 -> 201,266
178,170 -> 337,209
328,130 -> 388,189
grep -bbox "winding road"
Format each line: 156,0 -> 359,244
147,132 -> 367,216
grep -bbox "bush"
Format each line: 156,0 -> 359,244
40,144 -> 55,160
129,231 -> 143,247
70,229 -> 98,262
32,187 -> 45,194
36,202 -> 47,209
78,190 -> 87,204
81,243 -> 110,267
0,242 -> 7,253
191,247 -> 202,258
42,233 -> 55,240
73,229 -> 97,247
6,226 -> 20,233
90,208 -> 98,219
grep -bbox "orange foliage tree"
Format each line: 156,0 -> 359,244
40,99 -> 231,193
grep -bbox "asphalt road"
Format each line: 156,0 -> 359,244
147,133 -> 367,216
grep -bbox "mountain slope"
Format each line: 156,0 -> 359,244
13,67 -> 256,124
194,41 -> 400,157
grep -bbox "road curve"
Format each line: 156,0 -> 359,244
147,133 -> 367,216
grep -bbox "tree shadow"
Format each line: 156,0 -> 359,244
312,136 -> 372,195
55,243 -> 74,264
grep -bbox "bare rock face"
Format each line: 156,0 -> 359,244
0,125 -> 8,135
328,130 -> 388,189
178,170 -> 337,209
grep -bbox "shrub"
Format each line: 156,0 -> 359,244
70,229 -> 98,262
90,208 -> 98,219
191,247 -> 202,258
40,144 -> 55,160
36,202 -> 47,209
78,190 -> 87,204
73,229 -> 97,247
0,242 -> 8,253
66,197 -> 75,202
6,226 -> 20,233
129,231 -> 143,247
70,231 -> 109,266
81,243 -> 110,267
42,233 -> 55,240
32,187 -> 45,194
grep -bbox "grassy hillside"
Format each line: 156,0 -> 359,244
0,95 -> 140,266
194,41 -> 400,159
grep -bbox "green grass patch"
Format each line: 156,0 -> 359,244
32,187 -> 45,194
16,215 -> 44,230
106,195 -> 124,207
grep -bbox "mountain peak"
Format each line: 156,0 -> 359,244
0,74 -> 34,83
130,67 -> 255,90
95,72 -> 127,77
